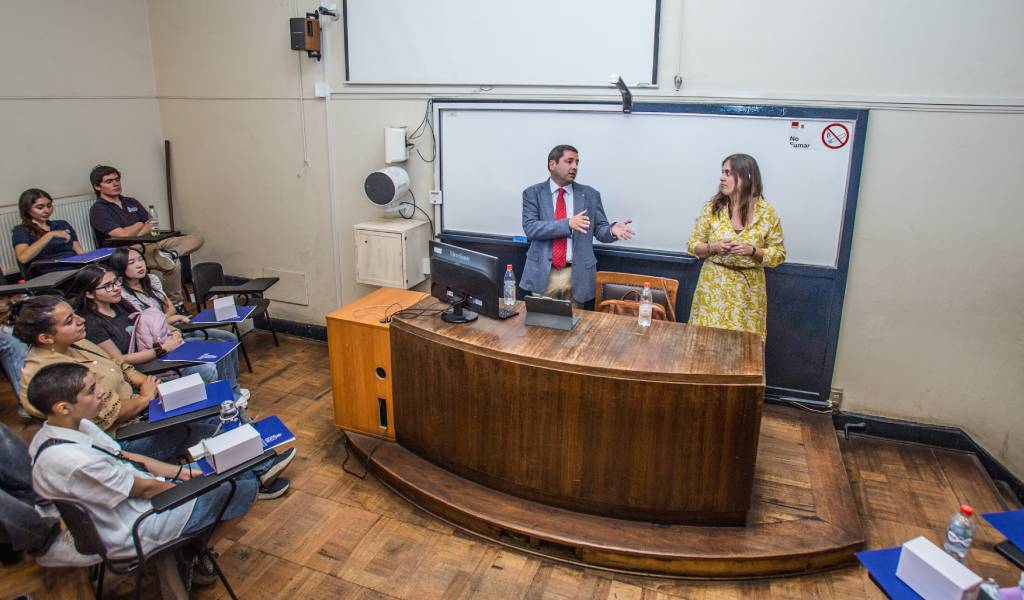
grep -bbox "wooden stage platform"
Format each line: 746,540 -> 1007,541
347,403 -> 865,578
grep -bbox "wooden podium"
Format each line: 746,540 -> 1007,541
325,287 -> 427,440
389,298 -> 765,525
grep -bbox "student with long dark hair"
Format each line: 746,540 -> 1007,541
67,265 -> 247,402
11,189 -> 84,274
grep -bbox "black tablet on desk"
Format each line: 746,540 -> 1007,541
524,296 -> 579,331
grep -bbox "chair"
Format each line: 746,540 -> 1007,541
192,262 -> 280,373
594,271 -> 679,322
52,449 -> 275,599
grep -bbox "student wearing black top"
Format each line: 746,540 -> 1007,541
11,189 -> 85,274
68,265 -> 247,402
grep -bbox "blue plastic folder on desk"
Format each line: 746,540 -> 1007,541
57,247 -> 114,264
148,379 -> 232,422
191,305 -> 256,324
984,510 -> 1024,549
856,547 -> 921,599
196,416 -> 295,475
163,340 -> 239,363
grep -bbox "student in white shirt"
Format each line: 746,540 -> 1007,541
27,363 -> 286,562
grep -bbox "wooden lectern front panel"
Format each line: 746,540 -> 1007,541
390,302 -> 765,525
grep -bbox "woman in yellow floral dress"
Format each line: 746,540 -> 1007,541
687,154 -> 786,340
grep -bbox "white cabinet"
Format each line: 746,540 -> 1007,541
354,218 -> 431,289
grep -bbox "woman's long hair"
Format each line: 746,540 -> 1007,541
67,264 -> 133,317
109,248 -> 165,307
710,154 -> 763,228
17,189 -> 53,240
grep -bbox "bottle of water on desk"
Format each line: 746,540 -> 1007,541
943,504 -> 975,562
502,264 -> 516,310
214,400 -> 240,436
147,204 -> 160,236
638,282 -> 653,328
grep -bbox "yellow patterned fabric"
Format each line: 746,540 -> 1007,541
687,197 -> 786,340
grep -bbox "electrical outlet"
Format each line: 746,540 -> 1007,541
829,387 -> 843,410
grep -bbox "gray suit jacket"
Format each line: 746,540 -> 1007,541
520,179 -> 618,302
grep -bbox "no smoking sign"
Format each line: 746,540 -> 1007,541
822,123 -> 850,149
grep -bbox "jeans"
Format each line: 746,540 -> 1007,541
180,471 -> 259,536
181,328 -> 242,399
0,327 -> 28,398
120,420 -> 218,463
0,424 -> 51,552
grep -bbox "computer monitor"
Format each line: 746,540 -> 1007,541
429,240 -> 509,323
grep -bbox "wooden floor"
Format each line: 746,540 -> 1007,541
2,332 -> 1021,598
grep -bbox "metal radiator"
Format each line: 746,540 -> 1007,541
0,194 -> 97,276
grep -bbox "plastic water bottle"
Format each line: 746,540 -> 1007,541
979,578 -> 1000,600
147,204 -> 160,235
502,264 -> 516,310
215,400 -> 240,435
638,282 -> 653,328
943,504 -> 975,562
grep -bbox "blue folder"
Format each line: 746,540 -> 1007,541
148,379 -> 233,422
196,415 -> 295,475
190,305 -> 256,324
984,510 -> 1024,550
163,340 -> 239,363
856,547 -> 922,600
57,247 -> 114,264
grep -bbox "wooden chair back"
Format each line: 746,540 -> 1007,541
594,271 -> 679,322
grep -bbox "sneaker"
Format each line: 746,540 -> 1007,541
257,476 -> 290,500
190,553 -> 219,587
33,528 -> 101,567
258,447 -> 296,487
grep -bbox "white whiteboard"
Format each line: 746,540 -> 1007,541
343,0 -> 659,86
436,104 -> 859,267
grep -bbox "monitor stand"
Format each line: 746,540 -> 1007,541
441,298 -> 478,324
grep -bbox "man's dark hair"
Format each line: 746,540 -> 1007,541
547,145 -> 578,166
27,363 -> 90,416
89,165 -> 120,196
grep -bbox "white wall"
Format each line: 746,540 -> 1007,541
0,1 -> 167,220
140,1 -> 1023,478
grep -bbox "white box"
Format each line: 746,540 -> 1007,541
212,295 -> 236,321
202,424 -> 263,473
157,373 -> 207,411
353,218 -> 431,288
895,536 -> 981,600
385,126 -> 408,163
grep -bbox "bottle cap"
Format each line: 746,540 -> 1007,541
643,282 -> 651,288
506,264 -> 513,269
960,504 -> 973,516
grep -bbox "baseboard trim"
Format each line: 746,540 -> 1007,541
833,411 -> 1024,506
253,315 -> 327,342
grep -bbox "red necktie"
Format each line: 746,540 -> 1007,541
552,187 -> 567,269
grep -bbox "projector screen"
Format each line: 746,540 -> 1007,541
343,0 -> 660,86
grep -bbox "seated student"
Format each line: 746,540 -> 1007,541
15,297 -> 295,487
0,422 -> 98,567
111,248 -> 238,345
15,295 -> 208,462
68,265 -> 248,403
11,189 -> 85,275
88,165 -> 204,306
27,364 -> 289,581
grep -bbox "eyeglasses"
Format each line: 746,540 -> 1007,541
95,279 -> 122,292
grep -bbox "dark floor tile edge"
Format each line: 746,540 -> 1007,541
833,411 -> 1024,506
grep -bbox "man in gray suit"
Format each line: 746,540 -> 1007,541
520,145 -> 634,304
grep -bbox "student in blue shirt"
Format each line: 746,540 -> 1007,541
11,189 -> 85,275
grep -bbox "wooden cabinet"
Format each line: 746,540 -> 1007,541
326,287 -> 428,440
354,218 -> 431,289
